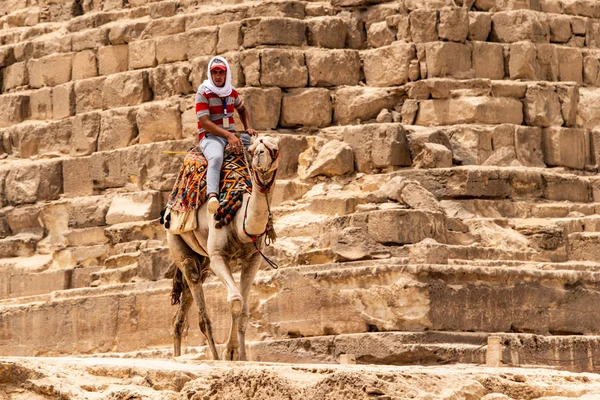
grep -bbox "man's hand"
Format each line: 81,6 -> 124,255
246,128 -> 258,137
227,132 -> 243,154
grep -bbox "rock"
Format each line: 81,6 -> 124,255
490,10 -> 550,43
237,87 -> 282,130
408,238 -> 448,264
305,49 -> 361,87
307,17 -> 347,48
260,49 -> 308,88
98,108 -> 137,151
362,42 -> 416,87
473,42 -> 505,80
542,127 -> 588,169
102,70 -> 152,109
98,45 -> 128,76
243,17 -> 306,48
438,7 -> 469,42
523,85 -> 563,127
366,21 -> 395,48
469,12 -> 491,41
329,227 -> 379,261
280,88 -> 332,128
129,39 -> 157,70
302,140 -> 354,179
186,27 -> 218,59
424,42 -> 472,79
415,97 -> 524,126
376,109 -> 392,123
410,9 -> 438,43
333,87 -> 404,125
106,191 -> 162,225
508,42 -> 538,80
72,50 -> 98,80
413,143 -> 453,168
381,176 -> 408,202
136,101 -> 182,145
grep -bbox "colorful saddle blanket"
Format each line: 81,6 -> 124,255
164,147 -> 252,230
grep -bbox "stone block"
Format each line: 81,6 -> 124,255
98,45 -> 128,76
439,7 -> 469,42
187,27 -> 220,60
62,157 -> 94,197
6,205 -> 42,235
524,85 -> 563,127
333,87 -> 404,125
129,39 -> 156,70
71,28 -> 110,52
102,71 -> 152,109
584,56 -> 600,86
237,87 -> 282,130
106,191 -> 162,225
425,42 -> 472,78
556,84 -> 579,127
307,17 -> 346,49
2,61 -> 27,90
72,50 -> 98,80
491,81 -> 528,98
0,46 -> 16,68
280,88 -> 332,128
416,97 -> 523,126
0,94 -> 29,128
150,63 -> 192,100
156,33 -> 188,64
70,112 -> 100,156
189,56 -> 210,89
491,10 -> 550,43
543,173 -> 589,202
5,160 -> 62,206
367,21 -> 395,48
568,233 -> 600,262
515,126 -> 545,167
52,82 -> 75,120
413,142 -> 453,168
473,42 -> 505,79
141,16 -> 185,38
536,43 -> 559,81
542,127 -> 588,169
366,209 -> 446,245
68,196 -> 111,228
260,49 -> 307,88
301,140 -> 354,178
29,88 -> 53,121
509,42 -> 538,80
469,12 -> 491,41
277,134 -> 309,179
28,53 -> 72,88
98,108 -> 137,151
217,22 -> 242,53
8,120 -> 71,158
549,15 -> 572,43
410,9 -> 438,43
557,47 -> 582,84
362,42 -> 416,87
74,76 -> 105,114
305,49 -> 361,87
107,20 -> 147,45
577,88 -> 600,130
136,101 -> 182,144
243,17 -> 306,48
137,247 -> 174,282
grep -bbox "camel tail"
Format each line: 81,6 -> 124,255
171,268 -> 184,306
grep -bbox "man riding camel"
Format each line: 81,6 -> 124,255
196,56 -> 258,215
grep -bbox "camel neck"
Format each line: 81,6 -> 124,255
243,170 -> 275,235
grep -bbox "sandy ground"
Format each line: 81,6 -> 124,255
1,356 -> 600,399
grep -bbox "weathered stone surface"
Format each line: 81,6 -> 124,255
542,127 -> 588,169
524,85 -> 563,127
509,42 -> 538,80
308,17 -> 346,49
28,88 -> 52,121
106,191 -> 162,225
491,10 -> 550,43
305,49 -> 361,87
515,126 -> 545,167
577,88 -> 600,130
367,21 -> 395,48
72,50 -> 98,80
260,49 -> 308,88
102,71 -> 152,109
536,43 -> 558,82
9,120 -> 71,158
0,94 -> 29,128
277,134 -> 309,179
556,85 -> 579,127
5,160 -> 62,206
333,87 -> 404,125
280,88 -> 332,128
128,39 -> 157,69
28,53 -> 72,88
243,17 -> 306,48
414,143 -> 453,168
469,12 -> 491,41
425,42 -> 472,78
364,209 -> 447,244
2,61 -> 27,90
237,87 -> 282,130
150,63 -> 192,100
473,42 -> 505,79
74,77 -> 106,114
438,7 -> 469,42
52,82 -> 75,120
302,140 -> 354,178
568,233 -> 600,262
98,45 -> 128,76
156,33 -> 188,64
187,28 -> 218,60
584,56 -> 600,86
410,9 -> 438,43
557,47 -> 583,84
415,97 -> 524,126
362,42 -> 416,87
549,15 -> 572,43
107,20 -> 148,45
70,112 -> 100,156
98,108 -> 137,151
136,102 -> 182,145
217,22 -> 242,53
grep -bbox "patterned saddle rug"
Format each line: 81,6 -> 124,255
161,147 -> 252,233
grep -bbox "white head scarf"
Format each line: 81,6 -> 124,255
202,56 -> 233,97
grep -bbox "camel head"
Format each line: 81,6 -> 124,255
247,136 -> 280,174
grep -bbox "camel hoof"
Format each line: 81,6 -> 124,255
228,295 -> 243,314
223,347 -> 239,361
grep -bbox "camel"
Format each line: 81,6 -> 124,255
167,136 -> 279,361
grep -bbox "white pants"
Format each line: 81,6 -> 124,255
199,133 -> 251,196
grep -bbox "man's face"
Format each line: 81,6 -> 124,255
211,69 -> 226,87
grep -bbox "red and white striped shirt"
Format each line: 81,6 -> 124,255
195,84 -> 244,140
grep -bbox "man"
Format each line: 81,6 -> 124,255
196,56 -> 258,214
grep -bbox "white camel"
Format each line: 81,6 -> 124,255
167,136 -> 279,361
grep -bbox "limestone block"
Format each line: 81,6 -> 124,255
302,140 -> 354,178
141,16 -> 185,38
5,160 -> 62,206
509,42 -> 538,80
71,28 -> 110,52
150,63 -> 192,100
62,158 -> 93,197
395,15 -> 410,41
72,50 -> 98,80
362,42 -> 416,87
577,88 -> 600,130
556,47 -> 582,84
8,120 -> 70,158
272,180 -> 310,206
98,108 -> 137,151
28,53 -> 72,88
187,28 -> 217,60
28,88 -> 52,121
406,127 -> 452,162
305,49 -> 361,87
2,61 -> 27,90
549,15 -> 572,43
491,81 -> 528,98
0,94 -> 29,128
276,134 -> 308,179
217,22 -> 242,53
189,56 -> 211,89
280,88 -> 332,128
416,97 -> 523,126
129,39 -> 156,70
402,182 -> 444,214
542,127 -> 588,169
106,191 -> 162,225
333,87 -> 403,125
590,129 -> 600,167
137,102 -> 182,144
236,87 -> 282,130
473,42 -> 505,79
107,20 -> 147,45
0,46 -> 16,68
98,45 -> 128,76
308,17 -> 347,49
439,7 -> 469,42
367,21 -> 395,48
74,76 -> 105,114
469,12 -> 491,41
221,51 -> 245,87
414,143 -> 453,168
410,9 -> 438,43
52,83 -> 75,120
70,112 -> 100,156
584,56 -> 600,86
515,126 -> 545,167
543,173 -> 589,202
556,85 -> 579,127
260,49 -> 307,88
568,233 -> 600,262
425,42 -> 472,78
102,71 -> 152,109
138,247 -> 175,281
524,85 -> 563,127
243,17 -> 306,48
536,43 -> 558,81
68,196 -> 111,228
491,10 -> 550,43
562,1 -> 600,18
6,205 -> 43,235
343,123 -> 411,172
366,209 -> 447,245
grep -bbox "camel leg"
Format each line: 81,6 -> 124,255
168,233 -> 220,360
237,254 -> 262,361
172,279 -> 192,357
